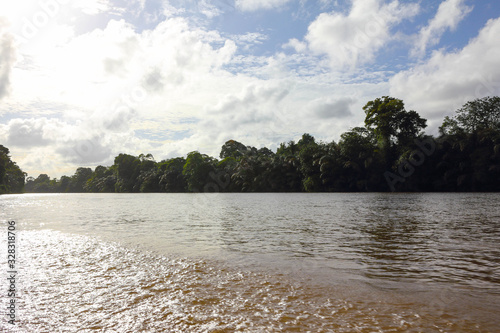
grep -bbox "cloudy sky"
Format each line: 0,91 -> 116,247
1,0 -> 499,178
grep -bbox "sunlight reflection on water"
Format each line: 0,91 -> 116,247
1,193 -> 499,331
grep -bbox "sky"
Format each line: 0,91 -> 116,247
1,0 -> 499,178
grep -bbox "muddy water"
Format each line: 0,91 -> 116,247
1,193 -> 499,332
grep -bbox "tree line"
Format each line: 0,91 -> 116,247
3,96 -> 500,194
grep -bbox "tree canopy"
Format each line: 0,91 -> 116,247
0,145 -> 26,194
440,96 -> 500,135
364,96 -> 427,150
16,95 -> 500,194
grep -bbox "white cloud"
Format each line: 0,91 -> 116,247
236,0 -> 291,12
283,38 -> 307,53
187,82 -> 294,155
305,0 -> 419,69
311,97 -> 355,119
2,117 -> 110,161
0,114 -> 157,176
73,0 -> 112,15
2,14 -> 243,177
5,118 -> 52,147
172,76 -> 384,158
197,0 -> 224,18
9,16 -> 238,112
233,32 -> 269,49
390,17 -> 500,131
7,0 -> 493,180
0,18 -> 15,99
0,0 -> 111,29
411,0 -> 472,57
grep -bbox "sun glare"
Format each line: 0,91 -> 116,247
0,1 -> 46,22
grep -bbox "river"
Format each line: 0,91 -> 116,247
1,193 -> 499,332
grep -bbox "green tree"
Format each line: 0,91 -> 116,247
276,140 -> 298,157
297,134 -> 324,192
137,154 -> 160,192
0,145 -> 26,194
436,96 -> 500,191
363,96 -> 427,161
0,145 -> 9,192
158,157 -> 187,192
85,166 -> 116,192
113,154 -> 141,192
318,142 -> 343,191
440,96 -> 500,135
220,140 -> 249,160
70,167 -> 93,192
216,157 -> 238,192
338,127 -> 383,191
59,175 -> 72,192
30,174 -> 52,193
269,155 -> 302,192
183,151 -> 217,192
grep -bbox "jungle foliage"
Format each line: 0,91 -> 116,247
19,96 -> 500,193
0,145 -> 26,194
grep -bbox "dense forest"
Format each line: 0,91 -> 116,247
4,96 -> 500,194
0,145 -> 26,194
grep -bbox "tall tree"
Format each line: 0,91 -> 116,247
137,154 -> 160,192
158,157 -> 187,192
0,145 -> 26,194
220,140 -> 249,160
440,96 -> 500,135
113,154 -> 141,192
364,97 -> 427,148
85,166 -> 116,192
363,96 -> 427,167
183,151 -> 217,192
297,134 -> 324,192
70,167 -> 93,192
337,127 -> 379,190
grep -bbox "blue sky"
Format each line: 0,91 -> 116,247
1,0 -> 500,177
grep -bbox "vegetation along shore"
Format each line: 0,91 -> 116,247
2,96 -> 500,194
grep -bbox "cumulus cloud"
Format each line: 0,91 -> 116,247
202,83 -> 290,134
411,0 -> 472,58
142,67 -> 165,92
2,14 -> 242,176
235,0 -> 292,12
305,0 -> 419,69
5,118 -> 54,147
9,0 -> 492,180
56,135 -> 113,164
390,17 -> 500,128
0,115 -> 134,169
282,38 -> 307,53
179,79 -> 368,157
8,16 -> 238,118
0,18 -> 15,100
178,82 -> 295,155
311,97 -> 355,119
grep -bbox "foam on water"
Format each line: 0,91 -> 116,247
1,193 -> 500,332
2,230 -> 495,332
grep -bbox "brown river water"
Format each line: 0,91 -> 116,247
1,193 -> 499,332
